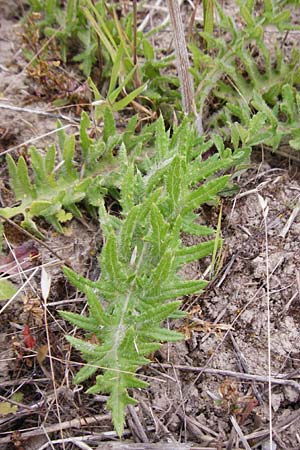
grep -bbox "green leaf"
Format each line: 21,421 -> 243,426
66,335 -> 103,357
29,146 -> 47,186
57,120 -> 66,151
289,137 -> 300,150
61,135 -> 77,180
150,205 -> 168,258
45,144 -> 56,174
0,402 -> 18,416
109,387 -> 136,437
155,116 -> 169,161
120,163 -> 135,213
56,210 -> 72,222
103,107 -> 116,144
59,310 -> 99,332
140,327 -> 183,342
17,157 -> 36,199
83,3 -> 117,61
85,285 -> 108,325
29,201 -> 53,216
107,44 -> 124,97
112,83 -> 147,112
21,217 -> 45,239
0,222 -> 3,252
148,249 -> 174,294
136,301 -> 181,324
80,111 -> 94,158
251,91 -> 278,128
176,239 -> 217,265
120,205 -> 140,262
0,279 -> 17,301
101,231 -> 125,282
144,280 -> 207,302
182,221 -> 214,236
143,39 -> 155,60
74,362 -> 100,383
6,155 -> 20,199
183,176 -> 230,214
166,156 -> 181,210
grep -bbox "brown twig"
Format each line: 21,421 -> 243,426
96,444 -> 192,450
150,363 -> 300,390
0,414 -> 111,444
0,123 -> 76,157
244,408 -> 300,443
128,406 -> 149,443
229,331 -> 263,404
0,103 -> 78,123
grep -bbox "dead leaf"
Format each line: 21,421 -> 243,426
0,241 -> 39,275
23,324 -> 36,349
23,296 -> 43,325
36,344 -> 48,365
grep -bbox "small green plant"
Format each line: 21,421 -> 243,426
59,116 -> 248,435
7,0 -> 299,440
27,0 -> 97,75
191,0 -> 300,150
0,109 -> 152,238
0,106 -> 249,244
25,0 -> 181,118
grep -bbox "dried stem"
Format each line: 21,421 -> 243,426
166,0 -> 202,134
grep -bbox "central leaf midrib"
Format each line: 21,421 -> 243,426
110,242 -> 148,372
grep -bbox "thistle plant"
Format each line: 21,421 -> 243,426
0,109 -> 152,239
59,117 -> 249,436
191,0 -> 300,150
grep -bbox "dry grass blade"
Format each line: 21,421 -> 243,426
95,444 -> 192,449
230,415 -> 251,450
0,103 -> 79,123
279,204 -> 300,238
0,124 -> 76,156
258,194 -> 273,449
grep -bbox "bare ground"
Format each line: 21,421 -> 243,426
0,2 -> 300,450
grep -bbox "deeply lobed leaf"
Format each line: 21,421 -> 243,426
60,117 -> 246,436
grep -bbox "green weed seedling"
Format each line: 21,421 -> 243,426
26,0 -> 180,118
0,109 -> 152,240
27,0 -> 97,75
59,116 -> 249,436
0,107 -> 249,244
1,107 -> 249,435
